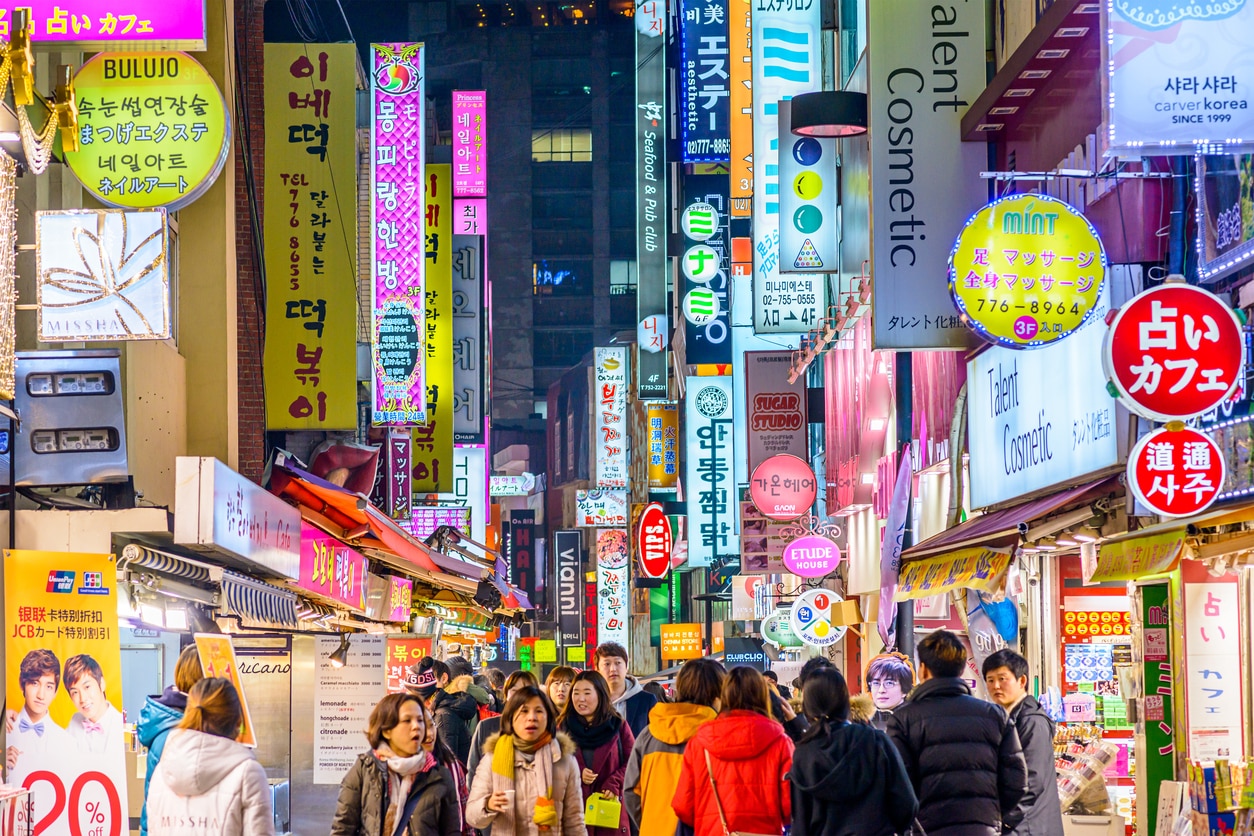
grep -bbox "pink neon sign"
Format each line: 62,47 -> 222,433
452,90 -> 487,197
0,1 -> 208,49
298,523 -> 367,611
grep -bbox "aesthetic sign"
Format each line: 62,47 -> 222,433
679,0 -> 730,162
595,528 -> 630,649
1182,566 -> 1244,760
681,179 -> 733,363
949,194 -> 1108,348
749,454 -> 817,521
636,0 -> 669,398
36,209 -> 169,341
413,164 -> 455,492
660,623 -> 704,660
554,530 -> 583,647
637,502 -> 673,579
451,90 -> 487,197
1103,282 -> 1243,422
1196,154 -> 1254,283
870,0 -> 986,349
782,534 -> 842,578
576,490 -> 629,528
790,588 -> 846,647
264,43 -> 358,430
594,347 -> 629,488
67,51 -> 228,211
0,0 -> 207,49
370,42 -> 426,426
1106,0 -> 1254,155
298,523 -> 367,611
684,375 -> 735,568
746,351 -> 808,471
778,99 -> 837,274
646,402 -> 680,489
452,235 -> 485,442
1128,426 -> 1225,518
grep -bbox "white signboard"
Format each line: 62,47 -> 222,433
869,0 -> 986,349
595,528 -> 630,648
967,287 -> 1119,508
447,444 -> 488,544
490,473 -> 536,496
1183,577 -> 1244,760
684,375 -> 735,568
778,100 -> 838,273
594,346 -> 628,488
576,489 -> 629,528
1106,1 -> 1254,155
313,634 -> 385,783
751,0 -> 822,334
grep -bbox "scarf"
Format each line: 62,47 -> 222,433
561,712 -> 620,752
491,733 -> 560,829
375,745 -> 433,836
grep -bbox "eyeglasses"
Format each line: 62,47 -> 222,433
867,679 -> 900,690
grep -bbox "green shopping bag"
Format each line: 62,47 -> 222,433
584,792 -> 622,828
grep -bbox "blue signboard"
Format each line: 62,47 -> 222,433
683,174 -> 732,364
679,0 -> 730,163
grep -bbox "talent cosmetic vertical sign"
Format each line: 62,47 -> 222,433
554,530 -> 584,647
684,375 -> 735,569
679,0 -> 731,163
869,1 -> 986,350
636,0 -> 669,399
594,347 -> 629,489
751,0 -> 820,334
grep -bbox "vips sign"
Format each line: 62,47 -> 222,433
554,531 -> 583,647
637,502 -> 673,578
1128,426 -> 1225,518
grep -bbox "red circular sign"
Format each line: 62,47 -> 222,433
1103,283 -> 1243,422
637,502 -> 673,578
1127,426 -> 1225,517
749,454 -> 818,521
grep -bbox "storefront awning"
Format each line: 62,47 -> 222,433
896,546 -> 1013,601
119,543 -> 213,584
221,570 -> 299,630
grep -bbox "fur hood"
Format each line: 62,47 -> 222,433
850,693 -> 876,724
480,730 -> 576,758
449,674 -> 475,693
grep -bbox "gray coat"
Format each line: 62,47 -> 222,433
1006,696 -> 1064,836
331,752 -> 462,836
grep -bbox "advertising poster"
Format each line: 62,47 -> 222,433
263,43 -> 358,429
595,529 -> 631,649
594,347 -> 629,488
745,351 -> 808,470
684,375 -> 735,571
313,634 -> 385,784
636,0 -> 669,398
679,0 -> 731,163
646,403 -> 680,489
413,163 -> 455,492
385,636 -> 434,693
194,634 -> 258,747
4,550 -> 128,836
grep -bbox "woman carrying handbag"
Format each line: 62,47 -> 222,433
557,671 -> 633,836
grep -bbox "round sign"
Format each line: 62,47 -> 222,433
683,287 -> 721,325
789,588 -> 846,647
682,245 -> 720,283
749,454 -> 818,521
948,193 -> 1108,349
637,503 -> 673,579
782,534 -> 843,578
638,314 -> 667,354
1103,283 -> 1243,422
66,52 -> 231,211
762,608 -> 804,649
681,202 -> 719,242
1127,426 -> 1225,517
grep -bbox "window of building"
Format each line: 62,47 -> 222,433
610,260 -> 637,296
533,258 -> 593,296
534,329 -> 594,367
532,128 -> 592,162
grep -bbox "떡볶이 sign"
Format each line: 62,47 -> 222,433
594,347 -> 629,488
1128,426 -> 1225,518
749,454 -> 817,521
637,502 -> 673,579
949,194 -> 1108,349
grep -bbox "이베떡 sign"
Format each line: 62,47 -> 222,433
684,375 -> 735,568
679,0 -> 730,163
1128,426 -> 1225,518
67,51 -> 229,211
949,194 -> 1108,349
778,100 -> 837,274
745,351 -> 808,471
594,347 -> 629,488
451,91 -> 487,197
749,454 -> 817,521
0,0 -> 207,50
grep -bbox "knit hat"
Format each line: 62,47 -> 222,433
404,664 -> 438,698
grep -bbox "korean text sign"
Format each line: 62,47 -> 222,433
1128,427 -> 1225,518
661,624 -> 704,660
5,550 -> 128,836
389,576 -> 413,622
679,0 -> 730,162
595,529 -> 630,649
385,636 -> 433,693
263,44 -> 358,430
0,1 -> 207,49
452,235 -> 485,442
684,375 -> 735,569
594,347 -> 629,488
452,91 -> 487,197
298,522 -> 368,611
371,42 -> 427,426
413,164 -> 454,492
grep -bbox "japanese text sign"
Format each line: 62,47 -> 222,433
370,42 -> 426,426
684,375 -> 735,568
646,402 -> 680,489
1128,426 -> 1225,517
385,636 -> 432,693
1103,283 -> 1243,421
637,502 -> 673,578
1182,562 -> 1244,760
0,0 -> 207,50
637,0 -> 669,398
949,194 -> 1108,349
410,505 -> 468,539
595,528 -> 630,649
728,0 -> 751,216
681,179 -> 733,364
576,489 -> 628,528
1087,529 -> 1184,583
679,0 -> 730,163
660,623 -> 704,660
749,454 -> 817,521
383,430 -> 412,520
263,44 -> 358,430
746,351 -> 808,471
594,347 -> 628,488
67,52 -> 229,211
388,575 -> 413,622
452,235 -> 485,442
413,164 -> 454,492
452,91 -> 487,197
298,523 -> 367,611
777,99 -> 837,274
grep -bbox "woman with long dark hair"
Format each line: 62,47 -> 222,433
469,670 -> 542,785
557,671 -> 634,836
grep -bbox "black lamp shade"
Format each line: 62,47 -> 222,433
790,91 -> 868,137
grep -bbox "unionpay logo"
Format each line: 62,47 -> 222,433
78,571 -> 109,595
46,571 -> 76,594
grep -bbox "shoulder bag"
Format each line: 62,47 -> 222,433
702,750 -> 778,836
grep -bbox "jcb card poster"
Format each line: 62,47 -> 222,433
4,550 -> 128,836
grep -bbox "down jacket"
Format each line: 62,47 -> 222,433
623,702 -> 717,835
330,751 -> 461,836
137,687 -> 188,836
672,710 -> 794,836
145,729 -> 275,836
1006,696 -> 1064,836
465,732 -> 588,836
886,677 -> 1028,836
433,689 -> 481,766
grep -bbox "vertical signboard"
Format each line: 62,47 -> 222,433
370,42 -> 426,426
449,445 -> 489,544
414,164 -> 454,493
1139,583 -> 1175,832
264,43 -> 358,429
509,510 -> 537,605
554,530 -> 584,647
729,0 -> 752,216
383,431 -> 412,519
595,528 -> 631,649
684,375 -> 735,569
452,235 -> 485,443
682,176 -> 733,364
745,351 -> 808,471
451,90 -> 487,196
1182,563 -> 1245,760
868,1 -> 985,350
751,3 -> 822,333
594,347 -> 629,488
636,0 -> 669,399
777,99 -> 837,273
646,402 -> 680,490
680,0 -> 731,163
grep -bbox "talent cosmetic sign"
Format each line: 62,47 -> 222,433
967,286 -> 1120,508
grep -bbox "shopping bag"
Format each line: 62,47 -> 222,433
585,792 -> 623,828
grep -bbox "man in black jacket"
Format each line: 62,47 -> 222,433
983,649 -> 1064,836
887,630 -> 1028,836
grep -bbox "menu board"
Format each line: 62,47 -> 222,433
313,634 -> 385,784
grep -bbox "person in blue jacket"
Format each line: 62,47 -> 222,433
136,645 -> 204,836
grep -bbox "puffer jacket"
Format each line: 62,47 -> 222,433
137,687 -> 187,836
465,732 -> 587,836
1007,696 -> 1064,836
330,751 -> 462,836
886,677 -> 1028,836
672,710 -> 794,836
145,729 -> 275,836
433,689 -> 481,766
624,702 -> 716,834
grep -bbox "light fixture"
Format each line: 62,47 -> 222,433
869,418 -> 886,432
328,634 -> 351,668
861,473 -> 876,485
1055,530 -> 1079,547
1072,527 -> 1100,543
790,90 -> 868,137
164,603 -> 189,631
1035,537 -> 1059,551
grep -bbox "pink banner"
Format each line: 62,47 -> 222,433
0,0 -> 207,49
452,91 -> 487,197
453,198 -> 487,235
298,523 -> 367,611
371,42 -> 426,426
388,575 -> 413,622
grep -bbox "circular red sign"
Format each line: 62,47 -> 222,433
637,502 -> 673,578
749,454 -> 818,521
1103,284 -> 1243,422
1127,426 -> 1225,517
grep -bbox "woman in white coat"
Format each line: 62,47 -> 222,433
146,677 -> 275,836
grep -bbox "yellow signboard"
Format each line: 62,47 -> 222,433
1088,529 -> 1183,583
263,43 -> 358,429
413,164 -> 454,493
895,547 -> 1012,601
729,0 -> 752,216
948,194 -> 1107,349
646,402 -> 680,489
194,634 -> 258,747
660,623 -> 705,660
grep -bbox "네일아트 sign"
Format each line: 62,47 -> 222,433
37,209 -> 169,340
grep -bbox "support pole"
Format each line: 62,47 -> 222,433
894,354 -> 915,658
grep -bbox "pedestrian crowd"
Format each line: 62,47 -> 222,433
135,631 -> 1063,836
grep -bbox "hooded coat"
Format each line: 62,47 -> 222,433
433,689 -> 482,766
610,677 -> 657,738
465,732 -> 588,836
1006,696 -> 1064,836
623,702 -> 716,834
137,687 -> 188,836
672,710 -> 794,836
330,751 -> 462,836
790,721 -> 919,836
145,729 -> 275,836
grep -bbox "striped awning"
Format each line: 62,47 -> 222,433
221,570 -> 298,629
119,544 -> 213,584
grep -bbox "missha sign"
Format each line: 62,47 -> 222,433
967,286 -> 1120,508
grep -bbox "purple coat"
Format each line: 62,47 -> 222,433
570,719 -> 635,836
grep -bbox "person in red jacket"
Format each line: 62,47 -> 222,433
672,666 -> 794,836
557,670 -> 634,836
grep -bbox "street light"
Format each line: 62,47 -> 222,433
329,634 -> 351,668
